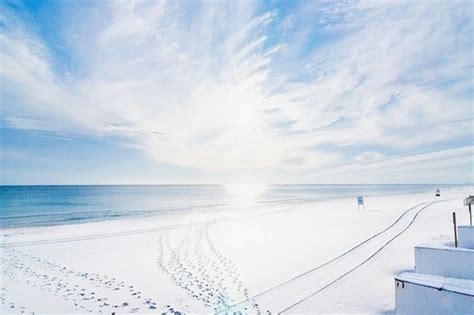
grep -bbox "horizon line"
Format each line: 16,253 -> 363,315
0,183 -> 472,187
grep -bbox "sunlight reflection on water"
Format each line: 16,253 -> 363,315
224,183 -> 267,205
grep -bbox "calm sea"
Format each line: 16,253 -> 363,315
0,184 -> 456,228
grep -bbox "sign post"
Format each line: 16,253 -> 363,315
453,212 -> 458,247
357,196 -> 365,211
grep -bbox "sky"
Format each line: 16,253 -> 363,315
0,0 -> 473,185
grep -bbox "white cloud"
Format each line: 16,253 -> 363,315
1,0 -> 472,182
354,151 -> 383,162
306,146 -> 473,184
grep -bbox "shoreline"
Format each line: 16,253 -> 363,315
1,184 -> 464,230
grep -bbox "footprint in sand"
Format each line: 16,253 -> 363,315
2,246 -> 182,314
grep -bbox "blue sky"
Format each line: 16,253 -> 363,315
0,0 -> 473,184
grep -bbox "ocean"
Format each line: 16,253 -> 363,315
0,184 -> 456,228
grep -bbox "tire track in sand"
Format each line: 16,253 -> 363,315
220,199 -> 451,314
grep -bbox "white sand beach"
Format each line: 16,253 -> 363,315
1,187 -> 472,314
2,0 -> 473,313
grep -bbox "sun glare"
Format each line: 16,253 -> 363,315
225,183 -> 267,205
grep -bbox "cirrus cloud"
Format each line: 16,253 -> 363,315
1,0 -> 472,183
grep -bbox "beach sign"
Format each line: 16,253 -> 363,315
465,195 -> 474,226
463,195 -> 474,206
357,196 -> 365,210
